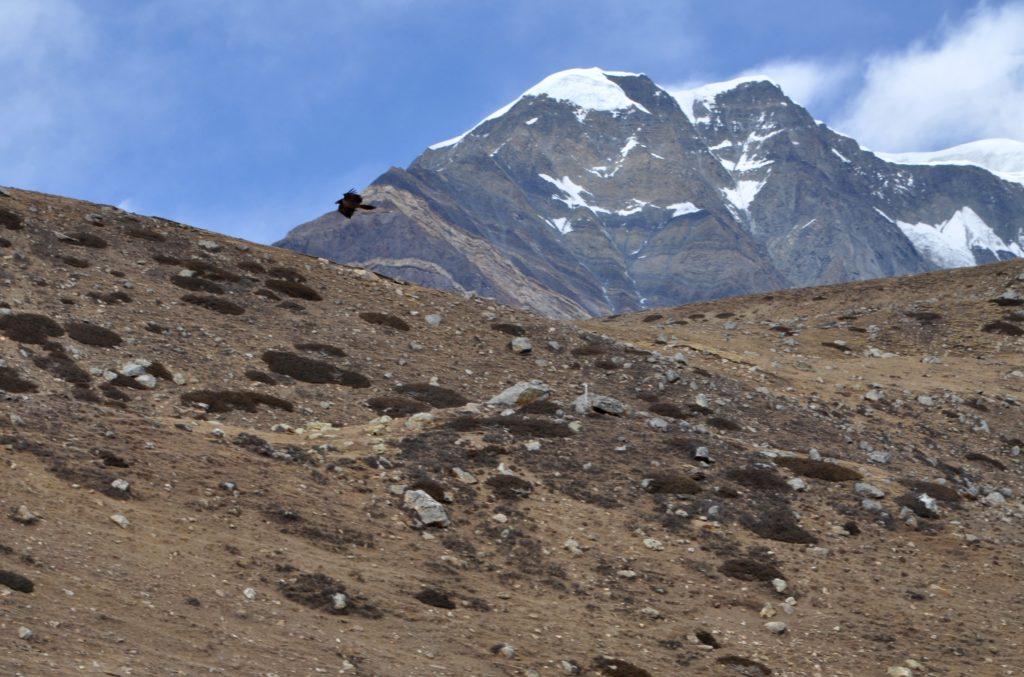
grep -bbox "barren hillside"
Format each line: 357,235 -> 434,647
1,187 -> 1022,675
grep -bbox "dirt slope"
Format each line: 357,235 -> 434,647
1,187 -> 1022,676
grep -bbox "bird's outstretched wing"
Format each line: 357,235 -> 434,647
335,190 -> 374,218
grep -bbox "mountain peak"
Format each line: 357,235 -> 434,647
428,67 -> 650,151
669,75 -> 784,123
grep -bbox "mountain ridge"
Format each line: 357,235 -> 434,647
278,68 -> 1024,318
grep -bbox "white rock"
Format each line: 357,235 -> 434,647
573,393 -> 626,416
488,380 -> 550,407
331,592 -> 348,610
243,587 -> 256,600
640,606 -> 662,619
110,513 -> 130,529
12,505 -> 39,524
110,478 -> 130,492
404,412 -> 435,429
134,374 -> 157,389
120,361 -> 150,377
452,467 -> 477,484
564,538 -> 583,555
787,478 -> 807,492
982,491 -> 1006,507
772,578 -> 788,593
764,621 -> 788,635
854,482 -> 885,499
18,626 -> 32,640
509,337 -> 533,353
524,440 -> 541,452
425,314 -> 442,327
643,537 -> 664,551
403,490 -> 450,527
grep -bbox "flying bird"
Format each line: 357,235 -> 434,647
335,190 -> 377,218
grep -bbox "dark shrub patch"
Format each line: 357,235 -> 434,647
649,402 -> 685,419
87,291 -> 132,304
716,655 -> 772,675
181,294 -> 244,315
183,259 -> 241,282
0,367 -> 37,393
394,383 -> 467,408
895,493 -> 939,518
982,320 -> 1023,336
905,311 -> 942,323
60,256 -> 90,268
695,630 -> 720,648
708,416 -> 741,431
643,472 -> 701,495
238,260 -> 265,274
65,321 -> 122,348
517,398 -> 561,415
592,656 -> 651,677
294,342 -> 346,358
359,311 -> 409,331
148,361 -> 174,381
486,474 -> 533,500
72,387 -> 103,404
278,572 -> 356,615
490,322 -> 525,336
0,237 -> 10,247
0,312 -> 65,344
642,313 -> 663,323
98,450 -> 130,467
152,253 -> 181,265
775,456 -> 862,482
965,452 -> 1007,470
32,353 -> 91,385
124,224 -> 165,241
181,389 -> 294,413
100,384 -> 130,401
0,208 -> 23,230
245,369 -> 277,385
262,350 -> 370,387
719,557 -> 783,583
571,343 -> 609,356
408,478 -> 448,503
0,570 -> 34,593
741,503 -> 817,544
144,321 -> 167,334
172,275 -> 224,294
267,266 -> 306,282
266,278 -> 321,301
108,374 -> 148,390
366,396 -> 430,416
445,415 -> 573,438
67,231 -> 108,248
255,287 -> 280,300
900,480 -> 960,504
414,588 -> 456,609
278,301 -> 305,312
594,358 -> 620,370
726,464 -> 790,492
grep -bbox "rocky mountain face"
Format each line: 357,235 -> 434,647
278,68 -> 1024,317
1,187 -> 1023,675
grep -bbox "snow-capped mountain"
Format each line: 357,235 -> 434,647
878,138 -> 1024,187
279,67 -> 1024,317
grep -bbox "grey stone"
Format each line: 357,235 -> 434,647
854,482 -> 885,499
488,380 -> 550,407
509,336 -> 533,353
404,489 -> 450,527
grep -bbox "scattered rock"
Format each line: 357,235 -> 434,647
404,489 -> 451,527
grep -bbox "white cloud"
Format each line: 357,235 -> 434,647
838,2 -> 1024,151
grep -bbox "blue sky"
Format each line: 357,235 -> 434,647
2,0 -> 1022,243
